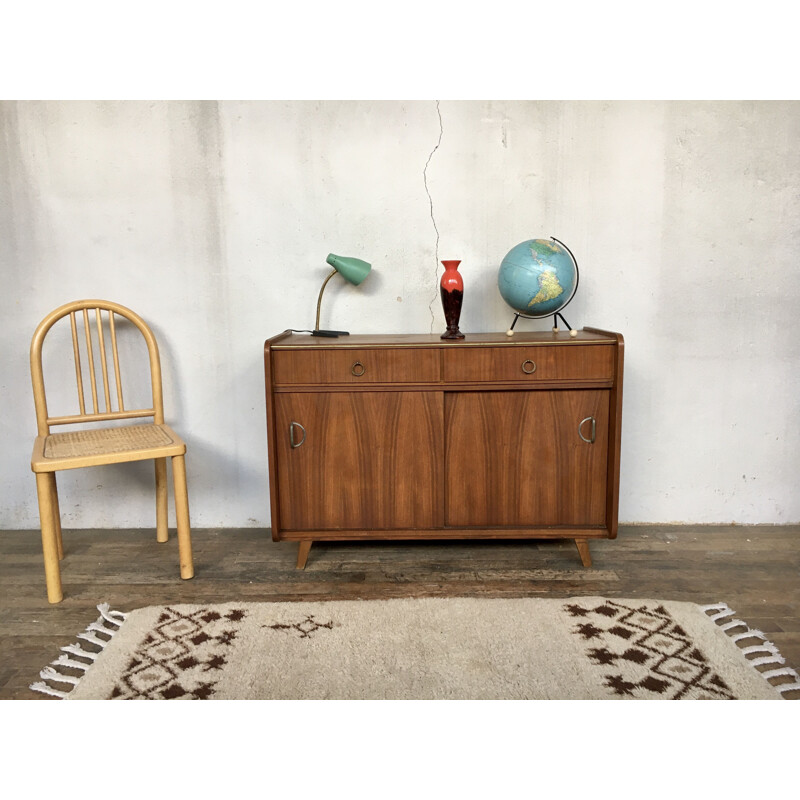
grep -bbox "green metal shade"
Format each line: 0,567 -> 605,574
326,253 -> 371,285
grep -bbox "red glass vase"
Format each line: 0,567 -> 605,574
440,260 -> 465,340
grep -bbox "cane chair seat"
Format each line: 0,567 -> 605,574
33,423 -> 185,471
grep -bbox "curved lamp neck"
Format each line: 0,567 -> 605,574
315,268 -> 339,331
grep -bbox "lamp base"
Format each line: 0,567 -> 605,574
312,329 -> 350,338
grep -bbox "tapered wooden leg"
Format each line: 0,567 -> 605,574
574,538 -> 592,568
49,472 -> 63,560
171,455 -> 194,579
155,458 -> 168,543
297,540 -> 312,570
36,472 -> 63,603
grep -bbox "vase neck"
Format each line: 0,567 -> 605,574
441,260 -> 461,271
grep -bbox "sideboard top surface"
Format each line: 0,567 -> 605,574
270,329 -> 619,350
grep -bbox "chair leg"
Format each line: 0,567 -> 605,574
49,472 -> 63,560
155,458 -> 168,543
171,454 -> 194,580
35,472 -> 63,603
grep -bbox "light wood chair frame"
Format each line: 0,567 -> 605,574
30,299 -> 193,603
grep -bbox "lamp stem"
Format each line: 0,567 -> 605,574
315,268 -> 339,331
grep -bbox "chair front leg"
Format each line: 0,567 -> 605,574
171,454 -> 194,579
35,472 -> 63,603
155,458 -> 168,543
49,472 -> 63,560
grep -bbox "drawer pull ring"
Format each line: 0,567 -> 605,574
351,361 -> 366,377
289,421 -> 306,448
521,359 -> 536,374
579,416 -> 596,444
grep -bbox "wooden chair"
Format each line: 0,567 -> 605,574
30,300 -> 194,603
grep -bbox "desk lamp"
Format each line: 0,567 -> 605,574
313,253 -> 372,337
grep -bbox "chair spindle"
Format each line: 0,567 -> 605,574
95,308 -> 112,412
108,311 -> 125,412
69,312 -> 86,415
82,308 -> 99,414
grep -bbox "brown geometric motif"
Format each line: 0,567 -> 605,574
263,615 -> 335,639
564,600 -> 736,699
110,607 -> 247,699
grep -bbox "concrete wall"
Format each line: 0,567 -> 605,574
1,100 -> 798,529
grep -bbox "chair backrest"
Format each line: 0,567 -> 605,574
30,300 -> 165,436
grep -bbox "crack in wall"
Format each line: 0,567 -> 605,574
424,100 -> 443,333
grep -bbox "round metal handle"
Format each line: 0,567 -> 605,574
578,416 -> 596,444
351,360 -> 366,377
521,359 -> 536,374
289,421 -> 306,449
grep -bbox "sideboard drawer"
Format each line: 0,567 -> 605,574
272,348 -> 440,385
442,344 -> 615,383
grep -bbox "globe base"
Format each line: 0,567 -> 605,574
552,326 -> 578,338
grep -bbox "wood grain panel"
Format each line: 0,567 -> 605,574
442,345 -> 614,383
445,390 -> 609,527
274,330 -> 615,348
272,348 -> 439,385
280,527 -> 608,541
275,391 -> 444,531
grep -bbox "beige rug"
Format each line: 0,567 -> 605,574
31,597 -> 799,700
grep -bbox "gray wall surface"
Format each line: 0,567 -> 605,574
2,100 -> 799,528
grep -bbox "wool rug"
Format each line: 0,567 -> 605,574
31,597 -> 800,700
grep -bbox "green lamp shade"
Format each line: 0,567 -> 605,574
326,253 -> 371,285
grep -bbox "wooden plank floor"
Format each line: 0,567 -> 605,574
1,525 -> 798,699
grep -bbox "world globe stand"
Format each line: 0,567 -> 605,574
503,236 -> 580,338
507,310 -> 578,338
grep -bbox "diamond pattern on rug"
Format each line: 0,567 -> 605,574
565,600 -> 735,699
263,615 -> 335,639
110,607 -> 247,699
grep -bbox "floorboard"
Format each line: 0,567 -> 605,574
1,525 -> 798,699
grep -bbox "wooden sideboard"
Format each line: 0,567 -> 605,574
264,328 -> 623,569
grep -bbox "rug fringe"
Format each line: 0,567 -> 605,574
54,654 -> 92,672
39,665 -> 81,685
718,619 -> 746,632
30,603 -> 127,699
28,682 -> 69,699
700,602 -> 737,622
760,667 -> 800,694
701,601 -> 800,699
731,629 -> 766,642
61,643 -> 100,661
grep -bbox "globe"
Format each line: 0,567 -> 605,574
498,238 -> 578,321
